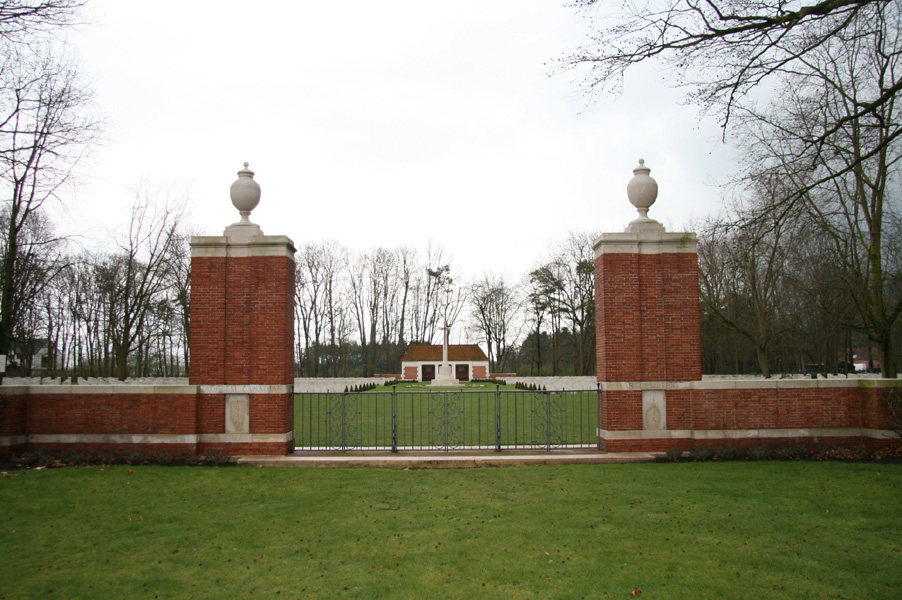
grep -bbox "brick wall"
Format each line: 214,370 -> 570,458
0,231 -> 298,460
597,381 -> 899,452
190,255 -> 295,386
594,227 -> 899,453
27,391 -> 197,435
0,385 -> 295,458
595,251 -> 701,382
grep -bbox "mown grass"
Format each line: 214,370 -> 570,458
1,462 -> 900,599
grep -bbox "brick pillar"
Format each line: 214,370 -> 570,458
594,160 -> 701,451
189,164 -> 296,456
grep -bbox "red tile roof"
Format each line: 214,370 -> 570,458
401,344 -> 489,362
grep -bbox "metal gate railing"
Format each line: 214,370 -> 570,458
295,386 -> 599,452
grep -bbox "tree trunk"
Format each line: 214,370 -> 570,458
756,343 -> 771,378
880,334 -> 897,378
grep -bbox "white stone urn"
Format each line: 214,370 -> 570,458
626,158 -> 658,220
624,158 -> 664,233
229,162 -> 261,224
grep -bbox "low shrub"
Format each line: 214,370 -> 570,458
817,445 -> 867,461
690,445 -> 716,461
8,448 -> 231,469
201,451 -> 232,465
59,450 -> 114,466
664,447 -> 684,462
748,446 -> 772,460
773,445 -> 811,461
16,450 -> 50,468
715,445 -> 748,461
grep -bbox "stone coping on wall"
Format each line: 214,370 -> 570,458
3,377 -> 192,386
598,378 -> 901,391
699,373 -> 882,380
0,384 -> 293,395
495,376 -> 598,390
293,378 -> 393,393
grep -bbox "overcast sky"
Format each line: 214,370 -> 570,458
70,1 -> 735,280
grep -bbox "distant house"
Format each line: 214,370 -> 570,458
400,344 -> 490,382
7,338 -> 53,374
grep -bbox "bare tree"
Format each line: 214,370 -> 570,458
734,4 -> 902,376
566,0 -> 896,123
556,232 -> 597,376
0,47 -> 100,372
363,248 -> 393,377
527,263 -> 564,374
565,0 -> 901,205
0,1 -> 88,43
0,206 -> 66,371
468,273 -> 523,373
344,249 -> 368,377
698,182 -> 799,377
523,232 -> 597,375
391,246 -> 415,371
295,241 -> 350,376
168,228 -> 191,375
105,183 -> 186,380
408,242 -> 459,345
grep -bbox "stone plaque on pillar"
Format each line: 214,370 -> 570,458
642,390 -> 666,431
225,394 -> 250,434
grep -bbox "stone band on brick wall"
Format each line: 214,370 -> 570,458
598,427 -> 893,441
198,385 -> 293,394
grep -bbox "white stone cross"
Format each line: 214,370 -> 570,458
442,323 -> 450,363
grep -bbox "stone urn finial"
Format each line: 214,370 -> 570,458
626,158 -> 658,220
229,162 -> 261,225
625,158 -> 664,232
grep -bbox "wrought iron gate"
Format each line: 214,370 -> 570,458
296,387 -> 598,452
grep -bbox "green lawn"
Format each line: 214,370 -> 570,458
1,462 -> 900,599
294,386 -> 598,450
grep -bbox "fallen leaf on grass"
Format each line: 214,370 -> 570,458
631,587 -> 642,596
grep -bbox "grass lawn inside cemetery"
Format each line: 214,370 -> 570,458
1,461 -> 901,599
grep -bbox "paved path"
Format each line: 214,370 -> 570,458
236,450 -> 659,468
